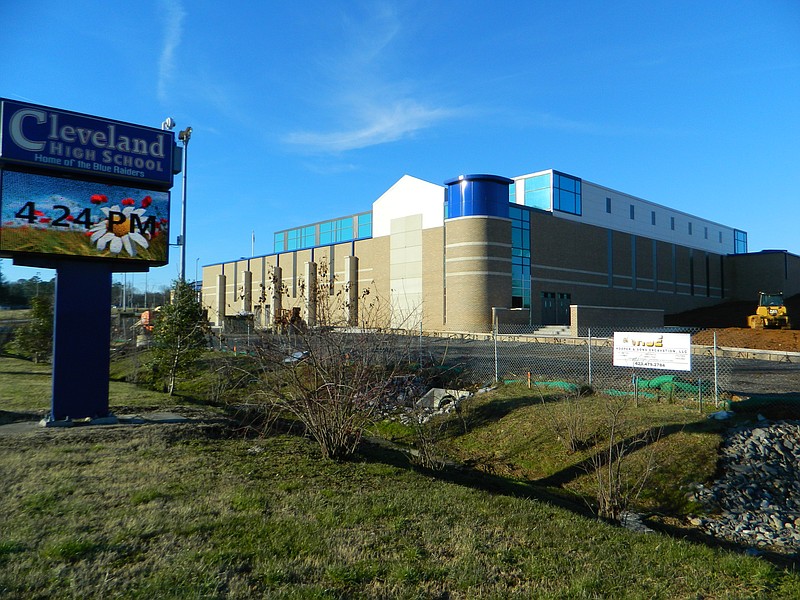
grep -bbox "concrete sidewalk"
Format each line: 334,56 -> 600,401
0,412 -> 192,436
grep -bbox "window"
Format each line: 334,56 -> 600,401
509,183 -> 516,204
670,216 -> 675,231
286,228 -> 300,251
704,226 -> 708,240
651,211 -> 656,225
718,231 -> 723,243
302,225 -> 315,248
335,218 -> 353,242
273,211 -> 370,254
509,206 -> 531,308
606,197 -> 612,213
734,229 -> 748,254
688,222 -> 693,235
357,213 -> 372,239
553,172 -> 581,215
629,205 -> 635,220
523,174 -> 551,210
319,221 -> 333,245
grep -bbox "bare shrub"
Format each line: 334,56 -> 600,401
252,264 -> 419,460
589,396 -> 662,521
539,389 -> 592,453
408,412 -> 450,470
206,357 -> 260,403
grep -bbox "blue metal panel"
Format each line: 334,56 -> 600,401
50,261 -> 113,420
443,174 -> 513,219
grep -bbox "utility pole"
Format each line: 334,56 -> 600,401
178,126 -> 192,281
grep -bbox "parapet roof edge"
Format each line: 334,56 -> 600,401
443,173 -> 515,186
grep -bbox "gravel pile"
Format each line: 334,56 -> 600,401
688,420 -> 800,551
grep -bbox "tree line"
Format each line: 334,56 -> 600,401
0,264 -> 170,309
0,269 -> 55,308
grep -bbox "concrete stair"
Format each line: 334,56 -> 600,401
531,325 -> 572,336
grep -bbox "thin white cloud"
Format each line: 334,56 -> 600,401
157,0 -> 187,103
283,4 -> 457,154
285,100 -> 456,153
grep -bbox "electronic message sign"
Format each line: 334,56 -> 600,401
0,170 -> 169,265
0,99 -> 175,267
0,98 -> 175,189
0,99 -> 180,423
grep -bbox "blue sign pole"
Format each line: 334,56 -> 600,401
50,260 -> 114,421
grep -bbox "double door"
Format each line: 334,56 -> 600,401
541,291 -> 571,325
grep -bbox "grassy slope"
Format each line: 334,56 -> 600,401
443,383 -> 724,515
1,356 -> 799,598
2,427 -> 797,599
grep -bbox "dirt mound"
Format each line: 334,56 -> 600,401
692,328 -> 800,352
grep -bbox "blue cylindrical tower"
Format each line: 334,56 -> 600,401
442,174 -> 514,331
444,174 -> 513,219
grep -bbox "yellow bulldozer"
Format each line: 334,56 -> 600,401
748,291 -> 791,329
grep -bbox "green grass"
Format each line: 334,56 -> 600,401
1,426 -> 798,598
0,309 -> 31,321
2,355 -> 799,597
444,382 -> 725,515
0,355 -> 223,423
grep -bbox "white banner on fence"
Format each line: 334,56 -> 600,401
613,332 -> 692,371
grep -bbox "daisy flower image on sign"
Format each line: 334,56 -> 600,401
89,201 -> 153,257
0,171 -> 170,264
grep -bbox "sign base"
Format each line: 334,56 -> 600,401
49,260 -> 115,420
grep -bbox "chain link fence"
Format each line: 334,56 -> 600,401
106,307 -> 798,416
418,321 -> 799,414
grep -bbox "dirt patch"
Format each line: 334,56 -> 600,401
692,328 -> 800,353
667,294 -> 799,331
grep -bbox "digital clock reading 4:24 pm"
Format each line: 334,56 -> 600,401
0,170 -> 169,264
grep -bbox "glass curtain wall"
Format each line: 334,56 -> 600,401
274,212 -> 372,253
510,205 -> 531,308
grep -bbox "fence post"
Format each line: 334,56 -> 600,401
494,313 -> 499,383
713,331 -> 719,407
698,378 -> 703,413
419,320 -> 423,364
588,327 -> 593,387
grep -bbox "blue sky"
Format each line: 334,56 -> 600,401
1,0 -> 799,291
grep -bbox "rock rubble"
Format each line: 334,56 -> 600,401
687,420 -> 800,552
371,376 -> 473,425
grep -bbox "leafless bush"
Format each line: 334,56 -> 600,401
207,359 -> 259,404
252,265 -> 419,460
408,413 -> 449,470
539,388 -> 593,453
589,396 -> 662,521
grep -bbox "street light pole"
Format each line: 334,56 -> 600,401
195,257 -> 200,301
178,126 -> 193,282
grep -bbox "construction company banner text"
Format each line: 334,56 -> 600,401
613,332 -> 691,371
